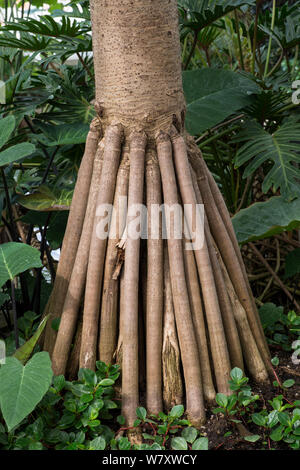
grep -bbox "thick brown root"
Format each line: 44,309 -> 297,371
162,247 -> 184,410
156,131 -> 205,427
182,234 -> 216,403
47,124 -> 271,430
80,124 -> 123,370
99,149 -> 130,364
43,119 -> 101,354
121,131 -> 147,426
191,155 -> 271,373
51,142 -> 104,375
190,167 -> 244,372
145,152 -> 164,415
171,130 -> 231,395
203,159 -> 270,356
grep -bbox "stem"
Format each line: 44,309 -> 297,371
263,0 -> 276,78
1,168 -> 30,308
184,30 -> 198,70
76,52 -> 94,80
11,279 -> 19,349
249,242 -> 300,312
234,10 -> 245,70
41,146 -> 59,185
292,45 -> 299,77
251,1 -> 261,74
1,168 -> 17,241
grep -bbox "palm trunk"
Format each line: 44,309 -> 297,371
43,0 -> 271,429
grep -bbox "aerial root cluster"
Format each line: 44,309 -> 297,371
42,119 -> 272,428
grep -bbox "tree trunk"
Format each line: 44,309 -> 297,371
43,0 -> 272,428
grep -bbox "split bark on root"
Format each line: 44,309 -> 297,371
43,121 -> 272,428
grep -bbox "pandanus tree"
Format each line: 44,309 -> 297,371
42,0 -> 272,428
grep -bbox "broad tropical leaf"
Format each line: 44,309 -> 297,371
234,119 -> 300,199
179,0 -> 255,31
18,186 -> 73,211
183,69 -> 259,135
0,143 -> 35,166
13,316 -> 49,365
2,15 -> 90,39
35,122 -> 90,146
0,243 -> 42,288
52,1 -> 91,20
232,196 -> 300,244
0,352 -> 53,431
0,31 -> 52,52
0,115 -> 15,149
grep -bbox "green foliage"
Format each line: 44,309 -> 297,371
179,0 -> 255,31
284,248 -> 300,279
0,242 -> 42,288
34,122 -> 90,147
232,196 -> 300,244
127,404 -> 208,451
0,361 -> 120,449
0,116 -> 16,150
13,316 -> 49,364
251,396 -> 300,450
259,303 -> 300,351
234,119 -> 300,200
0,360 -> 209,451
213,368 -> 259,421
213,368 -> 300,450
183,69 -> 259,135
0,352 -> 53,431
0,115 -> 35,166
18,186 -> 73,211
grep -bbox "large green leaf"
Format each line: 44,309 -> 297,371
234,119 -> 300,199
13,316 -> 49,365
0,243 -> 42,288
259,303 -> 284,329
18,186 -> 73,211
0,115 -> 15,150
0,143 -> 35,166
232,196 -> 300,244
179,0 -> 255,31
2,15 -> 90,39
0,352 -> 53,431
35,122 -> 90,146
183,69 -> 259,135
